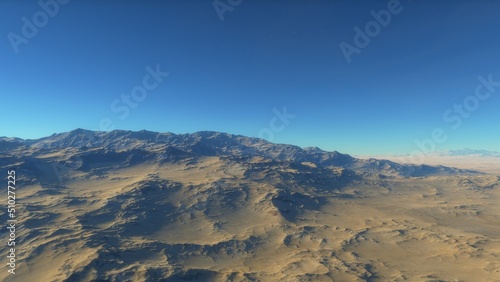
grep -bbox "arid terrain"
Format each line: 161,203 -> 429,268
1,130 -> 499,281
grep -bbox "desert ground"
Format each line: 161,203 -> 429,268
1,158 -> 499,281
1,131 -> 499,281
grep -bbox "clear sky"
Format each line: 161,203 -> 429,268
2,0 -> 500,155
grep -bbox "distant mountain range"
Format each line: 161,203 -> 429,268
440,149 -> 500,158
0,129 -> 479,178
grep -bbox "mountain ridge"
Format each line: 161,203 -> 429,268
0,129 -> 480,178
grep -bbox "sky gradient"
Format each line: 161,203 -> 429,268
2,0 -> 500,155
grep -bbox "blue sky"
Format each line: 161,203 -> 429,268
1,0 -> 500,155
